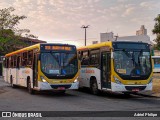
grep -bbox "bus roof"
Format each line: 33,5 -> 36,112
5,44 -> 41,57
78,41 -> 112,51
78,41 -> 147,51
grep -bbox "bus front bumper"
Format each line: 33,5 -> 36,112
37,81 -> 79,91
111,82 -> 152,92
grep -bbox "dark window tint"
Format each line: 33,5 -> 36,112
81,51 -> 90,65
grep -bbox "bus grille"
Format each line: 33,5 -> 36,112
125,86 -> 146,91
50,85 -> 71,89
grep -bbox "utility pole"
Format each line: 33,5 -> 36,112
81,25 -> 89,46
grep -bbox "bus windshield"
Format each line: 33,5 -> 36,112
113,50 -> 152,79
41,52 -> 78,77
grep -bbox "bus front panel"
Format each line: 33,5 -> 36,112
37,44 -> 80,91
111,42 -> 153,92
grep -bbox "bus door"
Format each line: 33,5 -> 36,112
33,53 -> 38,87
16,56 -> 21,84
6,58 -> 9,82
101,47 -> 111,89
0,62 -> 2,76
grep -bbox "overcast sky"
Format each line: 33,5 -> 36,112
0,0 -> 160,47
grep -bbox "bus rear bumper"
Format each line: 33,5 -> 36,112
111,82 -> 152,92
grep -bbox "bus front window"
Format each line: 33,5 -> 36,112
113,50 -> 152,78
41,53 -> 78,76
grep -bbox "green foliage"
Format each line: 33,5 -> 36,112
152,14 -> 160,50
0,7 -> 37,55
155,35 -> 160,50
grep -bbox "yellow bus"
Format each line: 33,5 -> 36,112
3,43 -> 80,94
78,41 -> 153,95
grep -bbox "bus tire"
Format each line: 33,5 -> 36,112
10,76 -> 16,88
27,79 -> 35,94
90,78 -> 99,95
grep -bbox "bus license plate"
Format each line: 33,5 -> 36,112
57,87 -> 65,90
132,88 -> 139,92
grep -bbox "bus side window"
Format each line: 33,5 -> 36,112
6,58 -> 9,68
10,56 -> 14,68
28,50 -> 33,66
90,49 -> 100,65
3,58 -> 6,68
78,51 -> 82,60
90,54 -> 96,65
17,56 -> 21,68
22,52 -> 28,66
8,57 -> 11,68
81,51 -> 90,65
13,55 -> 17,68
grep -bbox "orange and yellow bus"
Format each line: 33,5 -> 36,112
78,41 -> 153,95
3,43 -> 80,94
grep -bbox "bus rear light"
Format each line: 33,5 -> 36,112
114,76 -> 122,84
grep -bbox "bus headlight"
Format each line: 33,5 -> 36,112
114,76 -> 122,84
40,76 -> 47,82
74,77 -> 79,83
148,77 -> 153,84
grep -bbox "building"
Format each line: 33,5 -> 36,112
115,35 -> 151,44
154,50 -> 160,56
22,38 -> 46,45
100,32 -> 114,42
92,41 -> 98,44
20,37 -> 47,48
100,25 -> 151,44
136,25 -> 147,36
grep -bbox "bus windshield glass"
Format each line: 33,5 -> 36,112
41,52 -> 78,77
113,42 -> 152,80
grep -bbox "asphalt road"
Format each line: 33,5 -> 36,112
0,78 -> 160,120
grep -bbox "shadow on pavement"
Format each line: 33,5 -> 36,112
77,87 -> 156,99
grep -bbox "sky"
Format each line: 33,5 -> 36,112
0,0 -> 160,47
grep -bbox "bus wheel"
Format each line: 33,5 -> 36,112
10,76 -> 15,88
27,79 -> 35,94
90,79 -> 99,95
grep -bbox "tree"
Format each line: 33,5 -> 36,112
152,14 -> 160,50
0,7 -> 37,55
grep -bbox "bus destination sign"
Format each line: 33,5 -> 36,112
44,45 -> 72,51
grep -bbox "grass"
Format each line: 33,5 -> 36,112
152,73 -> 160,96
